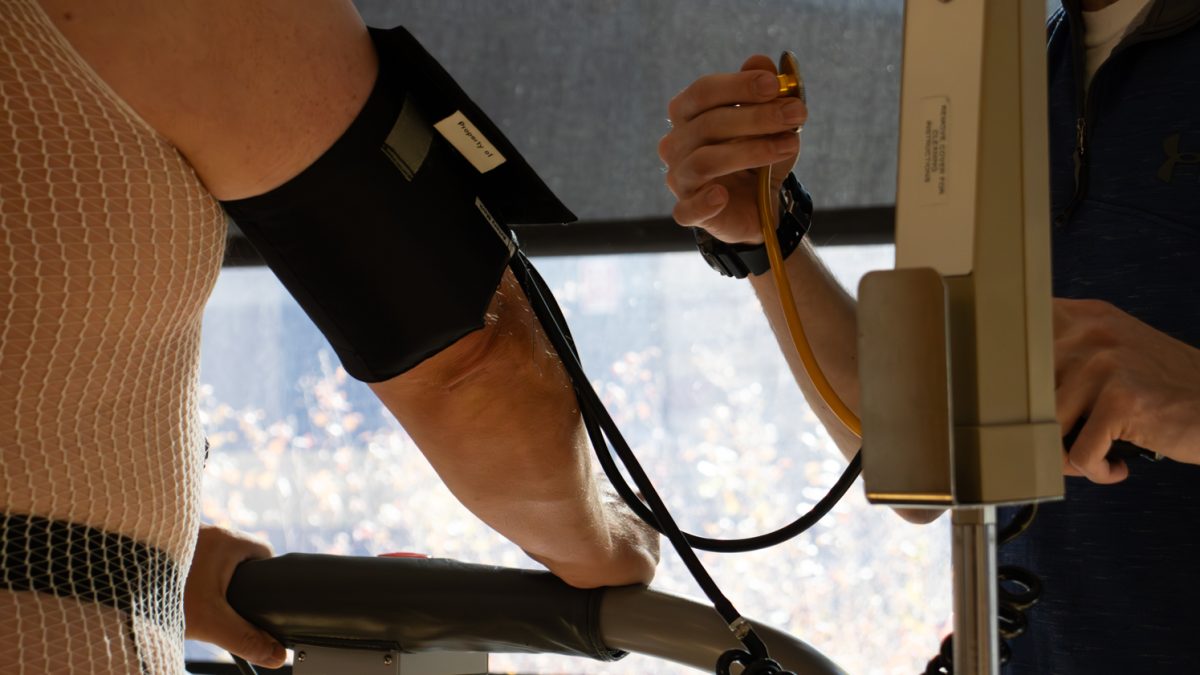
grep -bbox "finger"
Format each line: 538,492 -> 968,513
197,525 -> 274,561
1066,399 -> 1130,484
1053,309 -> 1089,385
205,602 -> 288,668
1057,348 -> 1123,438
1052,303 -> 1099,385
1062,452 -> 1085,477
672,183 -> 730,229
1052,297 -> 1077,338
740,54 -> 778,74
1055,298 -> 1120,351
237,537 -> 273,562
668,131 -> 799,198
673,186 -> 771,245
1055,366 -> 1101,437
668,68 -> 783,126
741,55 -> 806,130
662,99 -> 808,168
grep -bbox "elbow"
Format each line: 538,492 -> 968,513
370,272 -> 535,397
895,507 -> 945,525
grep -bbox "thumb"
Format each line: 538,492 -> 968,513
740,54 -> 777,74
206,603 -> 288,669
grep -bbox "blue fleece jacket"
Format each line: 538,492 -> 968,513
996,2 -> 1200,673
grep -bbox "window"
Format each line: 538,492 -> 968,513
182,1 -> 1004,671
357,0 -> 906,221
189,246 -> 951,674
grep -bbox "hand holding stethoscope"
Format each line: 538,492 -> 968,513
659,53 -> 808,248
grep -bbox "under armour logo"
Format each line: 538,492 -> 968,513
1157,133 -> 1200,183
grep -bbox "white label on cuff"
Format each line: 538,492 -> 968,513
434,111 -> 507,174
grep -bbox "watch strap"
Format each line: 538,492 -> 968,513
694,173 -> 812,279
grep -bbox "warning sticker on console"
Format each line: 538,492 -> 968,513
434,111 -> 507,174
919,96 -> 950,204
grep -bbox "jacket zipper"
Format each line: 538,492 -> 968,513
1058,3 -> 1091,227
1057,1 -> 1173,226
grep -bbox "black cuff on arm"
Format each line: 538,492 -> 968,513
220,26 -> 575,382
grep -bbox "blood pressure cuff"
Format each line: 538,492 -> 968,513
220,26 -> 575,382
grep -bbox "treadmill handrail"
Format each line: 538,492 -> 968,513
225,554 -> 844,674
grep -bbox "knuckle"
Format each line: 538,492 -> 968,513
1082,349 -> 1119,378
250,540 -> 274,558
766,101 -> 789,127
1081,323 -> 1115,348
231,530 -> 273,557
756,134 -> 783,156
688,149 -> 720,181
672,201 -> 696,227
1073,299 -> 1121,330
689,113 -> 716,145
774,132 -> 800,154
667,89 -> 692,123
793,102 -> 810,125
704,115 -> 742,153
1079,455 -> 1108,480
1080,298 -> 1115,315
237,628 -> 267,659
1102,380 -> 1140,414
657,134 -> 673,163
664,170 -> 683,197
746,71 -> 770,99
673,152 -> 699,182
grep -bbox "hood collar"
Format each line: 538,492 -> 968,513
1060,0 -> 1200,39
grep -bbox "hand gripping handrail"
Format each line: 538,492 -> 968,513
226,554 -> 844,674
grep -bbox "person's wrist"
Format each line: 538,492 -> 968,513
525,512 -> 658,588
694,173 -> 811,279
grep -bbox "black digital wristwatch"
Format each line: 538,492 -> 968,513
694,172 -> 812,279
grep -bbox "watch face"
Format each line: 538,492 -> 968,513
699,247 -> 732,277
782,175 -> 814,231
694,227 -> 733,277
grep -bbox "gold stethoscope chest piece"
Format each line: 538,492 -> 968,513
776,51 -> 804,102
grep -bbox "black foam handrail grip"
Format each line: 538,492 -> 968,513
225,554 -> 623,662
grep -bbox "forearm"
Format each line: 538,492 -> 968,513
751,244 -> 940,524
748,240 -> 862,459
368,271 -> 657,588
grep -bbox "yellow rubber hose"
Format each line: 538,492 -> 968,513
757,163 -> 862,438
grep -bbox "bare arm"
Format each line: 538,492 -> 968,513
368,270 -> 657,587
747,245 -> 862,457
43,0 -> 657,586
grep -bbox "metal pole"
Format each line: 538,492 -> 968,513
952,506 -> 999,675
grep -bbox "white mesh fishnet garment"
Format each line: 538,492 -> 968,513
1,1 -> 227,673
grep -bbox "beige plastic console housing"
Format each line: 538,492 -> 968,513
859,0 -> 1063,507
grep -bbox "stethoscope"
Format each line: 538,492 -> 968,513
508,52 -> 868,675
